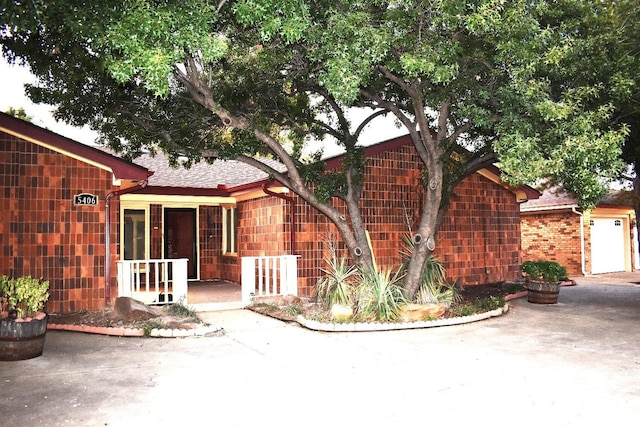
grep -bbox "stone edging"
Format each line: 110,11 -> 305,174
47,322 -> 221,338
295,290 -> 529,332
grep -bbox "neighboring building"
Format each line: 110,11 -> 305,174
521,187 -> 638,276
1,112 -> 538,313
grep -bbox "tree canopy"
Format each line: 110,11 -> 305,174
1,0 -> 636,297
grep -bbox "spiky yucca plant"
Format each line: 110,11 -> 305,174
315,234 -> 357,308
400,234 -> 461,306
355,267 -> 406,322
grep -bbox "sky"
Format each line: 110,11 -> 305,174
0,56 -> 99,145
0,55 -> 406,153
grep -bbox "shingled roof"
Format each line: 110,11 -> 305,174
521,185 -> 636,211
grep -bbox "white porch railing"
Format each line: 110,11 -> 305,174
241,255 -> 299,306
117,259 -> 188,306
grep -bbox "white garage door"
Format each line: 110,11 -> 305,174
590,217 -> 626,274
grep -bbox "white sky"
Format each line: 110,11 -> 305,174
0,56 -> 100,145
0,55 -> 406,153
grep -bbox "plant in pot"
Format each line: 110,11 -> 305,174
0,275 -> 50,361
521,260 -> 567,304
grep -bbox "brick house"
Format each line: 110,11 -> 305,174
1,112 -> 537,313
521,187 -> 638,276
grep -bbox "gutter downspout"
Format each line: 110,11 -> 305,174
105,179 -> 149,305
262,181 -> 297,255
572,206 -> 588,276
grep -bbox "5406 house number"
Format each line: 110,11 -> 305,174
74,193 -> 98,206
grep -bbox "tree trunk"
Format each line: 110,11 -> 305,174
402,160 -> 445,301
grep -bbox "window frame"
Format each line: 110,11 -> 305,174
121,204 -> 150,261
222,205 -> 238,256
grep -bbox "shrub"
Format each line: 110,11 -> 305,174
355,267 -> 406,322
315,234 -> 357,308
0,275 -> 50,319
521,260 -> 567,283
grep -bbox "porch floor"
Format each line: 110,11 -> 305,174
188,280 -> 243,312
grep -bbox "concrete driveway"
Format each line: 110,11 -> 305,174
1,274 -> 640,426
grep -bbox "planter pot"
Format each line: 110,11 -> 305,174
0,315 -> 48,361
526,282 -> 561,304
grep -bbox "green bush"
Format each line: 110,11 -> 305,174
0,275 -> 50,319
521,260 -> 567,283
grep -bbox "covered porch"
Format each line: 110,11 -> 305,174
188,280 -> 243,311
116,255 -> 299,312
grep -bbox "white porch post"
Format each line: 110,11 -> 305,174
282,255 -> 299,296
172,258 -> 189,305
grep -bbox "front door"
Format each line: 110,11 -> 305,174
164,208 -> 197,279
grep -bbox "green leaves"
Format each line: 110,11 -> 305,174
0,276 -> 49,319
102,0 -> 228,95
234,0 -> 311,42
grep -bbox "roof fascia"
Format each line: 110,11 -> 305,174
0,112 -> 150,185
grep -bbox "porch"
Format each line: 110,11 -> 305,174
188,280 -> 243,312
116,255 -> 299,312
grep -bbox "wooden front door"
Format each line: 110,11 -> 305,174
164,208 -> 197,279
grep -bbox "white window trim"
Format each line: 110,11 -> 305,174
120,203 -> 150,261
222,206 -> 237,256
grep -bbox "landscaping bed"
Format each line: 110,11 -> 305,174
248,281 -> 526,323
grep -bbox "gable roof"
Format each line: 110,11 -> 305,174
129,133 -> 538,201
324,134 -> 540,201
0,112 -> 151,188
1,112 -> 538,201
521,185 -> 635,211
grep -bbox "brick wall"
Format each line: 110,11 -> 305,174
520,210 -> 584,276
221,196 -> 289,283
1,132 -> 114,313
257,143 -> 525,297
437,174 -> 522,284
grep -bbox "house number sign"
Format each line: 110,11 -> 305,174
74,193 -> 99,206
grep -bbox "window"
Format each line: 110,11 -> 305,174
222,206 -> 237,255
123,209 -> 147,260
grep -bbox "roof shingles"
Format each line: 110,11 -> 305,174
132,153 -> 283,189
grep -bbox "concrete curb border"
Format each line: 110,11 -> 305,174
296,303 -> 510,332
47,322 -> 222,338
295,291 -> 529,332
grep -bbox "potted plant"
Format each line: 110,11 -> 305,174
0,275 -> 50,360
521,260 -> 567,304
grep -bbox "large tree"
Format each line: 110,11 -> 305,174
1,0 -> 633,298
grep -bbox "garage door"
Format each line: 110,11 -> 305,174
590,217 -> 626,274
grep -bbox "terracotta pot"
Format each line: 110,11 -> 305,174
0,314 -> 48,361
526,282 -> 561,304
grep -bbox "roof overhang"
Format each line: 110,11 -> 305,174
520,204 -> 580,213
0,112 -> 151,189
477,166 -> 541,203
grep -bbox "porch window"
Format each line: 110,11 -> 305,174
123,209 -> 147,260
223,206 -> 237,255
